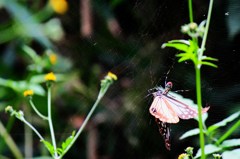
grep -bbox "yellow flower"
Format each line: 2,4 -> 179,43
23,90 -> 34,97
178,153 -> 189,159
50,0 -> 68,14
107,72 -> 117,81
45,72 -> 56,81
49,54 -> 57,65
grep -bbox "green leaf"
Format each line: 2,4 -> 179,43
221,139 -> 240,148
168,39 -> 190,45
179,128 -> 200,140
162,43 -> 189,52
22,45 -> 41,64
41,140 -> 54,156
178,56 -> 192,63
162,42 -> 190,52
195,144 -> 222,158
61,131 -> 76,152
4,0 -> 52,47
201,61 -> 218,68
176,52 -> 187,57
0,78 -> 45,96
222,148 -> 240,159
202,56 -> 218,61
208,111 -> 240,133
57,148 -> 63,155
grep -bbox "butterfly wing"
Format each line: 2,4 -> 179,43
155,118 -> 171,150
162,94 -> 210,120
149,95 -> 179,123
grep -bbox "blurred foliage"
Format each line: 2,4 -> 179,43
0,0 -> 240,159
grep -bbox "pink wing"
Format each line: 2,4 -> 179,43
149,95 -> 179,123
149,94 -> 210,123
162,95 -> 210,120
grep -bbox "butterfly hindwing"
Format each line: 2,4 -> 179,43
162,94 -> 210,120
155,118 -> 171,150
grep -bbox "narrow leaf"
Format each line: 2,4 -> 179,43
179,128 -> 200,140
61,131 -> 75,151
41,140 -> 54,156
22,45 -> 41,64
208,111 -> 240,133
162,43 -> 189,52
178,56 -> 192,63
201,61 -> 218,68
202,56 -> 218,61
221,139 -> 240,148
168,39 -> 190,45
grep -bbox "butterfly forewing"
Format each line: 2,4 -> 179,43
149,93 -> 179,123
155,118 -> 171,150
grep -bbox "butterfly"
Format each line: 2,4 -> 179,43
149,82 -> 209,123
149,81 -> 210,150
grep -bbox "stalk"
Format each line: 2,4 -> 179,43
216,119 -> 240,145
195,68 -> 205,159
188,0 -> 193,23
47,85 -> 58,158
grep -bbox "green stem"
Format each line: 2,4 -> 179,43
0,120 -> 23,159
21,118 -> 44,141
59,84 -> 111,159
29,98 -> 48,120
195,68 -> 205,159
47,85 -> 58,158
24,105 -> 33,158
188,0 -> 194,23
216,119 -> 240,145
199,0 -> 214,59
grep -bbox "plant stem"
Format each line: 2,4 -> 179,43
195,68 -> 205,159
188,0 -> 193,23
21,117 -> 44,141
47,85 -> 58,158
29,99 -> 48,120
195,1 -> 214,157
199,0 -> 214,59
59,84 -> 111,159
59,97 -> 102,159
216,119 -> 240,145
24,105 -> 33,158
0,120 -> 23,159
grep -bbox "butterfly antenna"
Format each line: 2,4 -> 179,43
165,61 -> 175,86
174,89 -> 190,93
